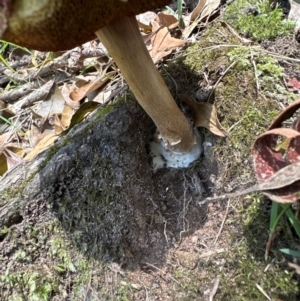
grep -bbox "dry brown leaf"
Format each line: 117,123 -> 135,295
183,0 -> 221,38
179,94 -> 226,137
0,146 -> 24,175
190,0 -> 221,22
70,71 -> 116,102
61,84 -> 80,110
54,104 -> 74,134
27,125 -> 54,149
25,133 -> 59,160
137,11 -> 157,33
36,83 -> 65,117
155,12 -> 178,28
150,21 -> 186,63
3,147 -> 23,169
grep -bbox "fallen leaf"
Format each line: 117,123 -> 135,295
179,94 -> 226,137
289,0 -> 300,27
136,11 -> 157,33
3,147 -> 23,169
137,20 -> 153,33
252,99 -> 300,203
36,83 -> 65,117
70,71 -> 116,102
53,104 -> 75,134
150,21 -> 186,63
267,99 -> 300,130
155,12 -> 178,29
61,84 -> 81,110
25,133 -> 59,160
64,101 -> 100,135
183,0 -> 221,38
0,145 -> 24,175
190,0 -> 221,22
287,77 -> 300,92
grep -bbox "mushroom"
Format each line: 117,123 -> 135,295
0,0 -> 202,168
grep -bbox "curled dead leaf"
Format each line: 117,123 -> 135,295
179,94 -> 226,137
150,20 -> 186,63
252,99 -> 300,203
190,0 -> 221,22
70,71 -> 116,102
25,133 -> 59,160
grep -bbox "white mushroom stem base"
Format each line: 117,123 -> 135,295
150,128 -> 203,172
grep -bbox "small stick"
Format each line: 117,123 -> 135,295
143,262 -> 181,286
214,200 -> 230,245
209,276 -> 220,301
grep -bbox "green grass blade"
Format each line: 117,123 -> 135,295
270,201 -> 279,232
270,202 -> 288,233
0,115 -> 25,134
285,206 -> 300,238
280,248 -> 300,257
177,0 -> 184,29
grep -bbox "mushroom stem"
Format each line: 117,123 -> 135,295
95,16 -> 196,153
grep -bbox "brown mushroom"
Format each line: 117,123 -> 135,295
0,0 -> 201,159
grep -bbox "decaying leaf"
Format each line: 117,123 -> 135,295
0,132 -> 24,175
137,11 -> 156,33
3,147 -> 23,169
179,94 -> 226,137
252,99 -> 300,203
190,0 -> 221,22
150,19 -> 186,63
183,0 -> 221,38
70,71 -> 116,102
155,12 -> 178,29
61,84 -> 81,110
53,104 -> 74,134
65,101 -> 100,135
25,133 -> 59,160
36,83 -> 65,117
287,77 -> 300,92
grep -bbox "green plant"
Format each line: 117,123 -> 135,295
166,0 -> 184,28
1,270 -> 54,301
224,0 -> 295,41
268,202 -> 300,258
49,239 -> 76,273
227,46 -> 285,89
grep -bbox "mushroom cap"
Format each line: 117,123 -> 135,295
1,0 -> 170,51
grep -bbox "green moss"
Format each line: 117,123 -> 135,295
224,0 -> 295,41
216,196 -> 299,300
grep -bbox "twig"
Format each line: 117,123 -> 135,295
143,262 -> 181,286
250,47 -> 260,94
139,280 -> 150,301
255,283 -> 271,301
221,21 -> 252,44
163,219 -> 169,247
209,276 -> 220,301
214,200 -> 230,245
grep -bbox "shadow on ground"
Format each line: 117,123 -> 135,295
17,59 -> 217,270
